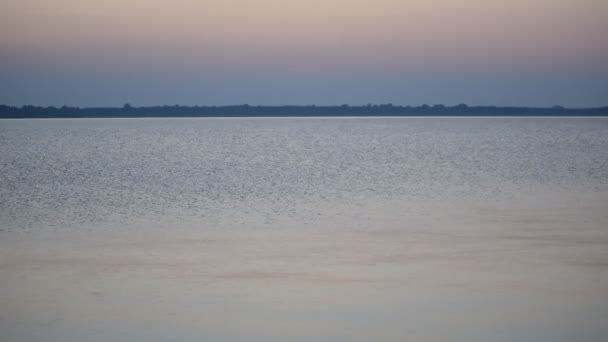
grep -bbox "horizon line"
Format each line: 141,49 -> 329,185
5,104 -> 608,110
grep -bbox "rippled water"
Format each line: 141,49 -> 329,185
1,117 -> 607,342
1,117 -> 607,230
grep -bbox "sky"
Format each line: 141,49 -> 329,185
1,0 -> 607,107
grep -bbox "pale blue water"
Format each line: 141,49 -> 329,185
1,117 -> 607,231
1,117 -> 607,342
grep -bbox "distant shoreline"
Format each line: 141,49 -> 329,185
2,104 -> 607,118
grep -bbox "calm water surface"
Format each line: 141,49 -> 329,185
1,117 -> 607,341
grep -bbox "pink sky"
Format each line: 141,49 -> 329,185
1,0 -> 607,106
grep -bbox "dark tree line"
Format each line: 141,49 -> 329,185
1,104 -> 607,118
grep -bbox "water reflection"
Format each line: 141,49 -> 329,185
1,118 -> 607,341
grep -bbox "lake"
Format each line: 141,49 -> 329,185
1,117 -> 607,341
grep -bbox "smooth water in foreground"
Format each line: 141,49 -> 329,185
1,117 -> 607,342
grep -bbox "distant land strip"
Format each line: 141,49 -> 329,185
1,104 -> 608,118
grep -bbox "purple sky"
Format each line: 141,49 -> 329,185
1,0 -> 607,107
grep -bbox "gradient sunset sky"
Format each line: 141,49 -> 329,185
1,0 -> 607,107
